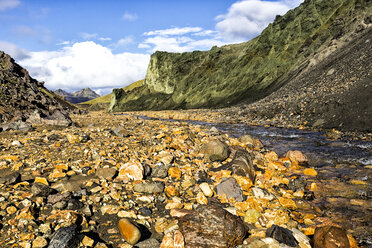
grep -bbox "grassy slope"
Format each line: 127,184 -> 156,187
110,0 -> 370,112
81,79 -> 144,105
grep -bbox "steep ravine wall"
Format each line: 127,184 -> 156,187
108,0 -> 371,112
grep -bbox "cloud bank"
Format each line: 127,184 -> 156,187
216,0 -> 303,42
140,27 -> 226,53
2,41 -> 150,95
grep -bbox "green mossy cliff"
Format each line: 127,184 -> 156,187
108,0 -> 371,112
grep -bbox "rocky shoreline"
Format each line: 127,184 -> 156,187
0,111 -> 367,248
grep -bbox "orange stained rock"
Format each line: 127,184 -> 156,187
174,230 -> 185,248
118,218 -> 141,245
235,198 -> 263,212
196,192 -> 208,205
233,175 -> 253,191
265,151 -> 279,161
54,164 -> 68,172
347,234 -> 359,248
278,197 -> 297,210
168,167 -> 182,180
310,183 -> 318,191
303,226 -> 316,236
0,155 -> 19,162
303,168 -> 317,176
165,186 -> 180,197
48,171 -> 66,180
34,177 -> 48,186
160,232 -> 174,248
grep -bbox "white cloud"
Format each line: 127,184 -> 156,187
80,32 -> 98,40
17,41 -> 150,93
140,35 -> 226,53
0,0 -> 19,11
216,0 -> 303,42
0,41 -> 30,61
144,27 -> 203,36
140,26 -> 226,53
115,36 -> 134,48
98,37 -> 112,41
57,41 -> 70,46
122,11 -> 138,21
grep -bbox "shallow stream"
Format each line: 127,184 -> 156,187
137,115 -> 372,247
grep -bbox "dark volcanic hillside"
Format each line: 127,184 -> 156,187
108,0 -> 371,120
0,51 -> 76,128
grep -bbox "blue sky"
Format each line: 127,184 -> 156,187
0,0 -> 303,95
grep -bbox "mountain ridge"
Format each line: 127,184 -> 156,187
107,0 -> 371,132
54,87 -> 100,104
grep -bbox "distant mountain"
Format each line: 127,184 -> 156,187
54,89 -> 71,98
73,88 -> 100,98
0,51 -> 75,128
54,87 -> 100,104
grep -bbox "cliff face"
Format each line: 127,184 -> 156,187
109,0 -> 371,112
0,51 -> 76,127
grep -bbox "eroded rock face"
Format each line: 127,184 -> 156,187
179,203 -> 247,248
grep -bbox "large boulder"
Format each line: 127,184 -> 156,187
179,203 -> 247,248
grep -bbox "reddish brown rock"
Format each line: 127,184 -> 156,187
313,226 -> 350,248
179,203 -> 247,248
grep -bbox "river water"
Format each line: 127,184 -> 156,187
136,115 -> 372,247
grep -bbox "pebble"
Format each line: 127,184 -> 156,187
203,139 -> 230,161
32,236 -> 48,248
48,225 -> 79,248
216,177 -> 244,202
133,182 -> 165,193
118,218 -> 142,245
199,182 -> 213,197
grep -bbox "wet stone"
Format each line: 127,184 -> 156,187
48,225 -> 79,248
216,177 -> 244,202
266,225 -> 298,247
313,226 -> 350,248
179,203 -> 247,248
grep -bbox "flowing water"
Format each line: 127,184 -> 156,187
135,114 -> 372,246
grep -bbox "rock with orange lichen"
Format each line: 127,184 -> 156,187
168,167 -> 182,180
